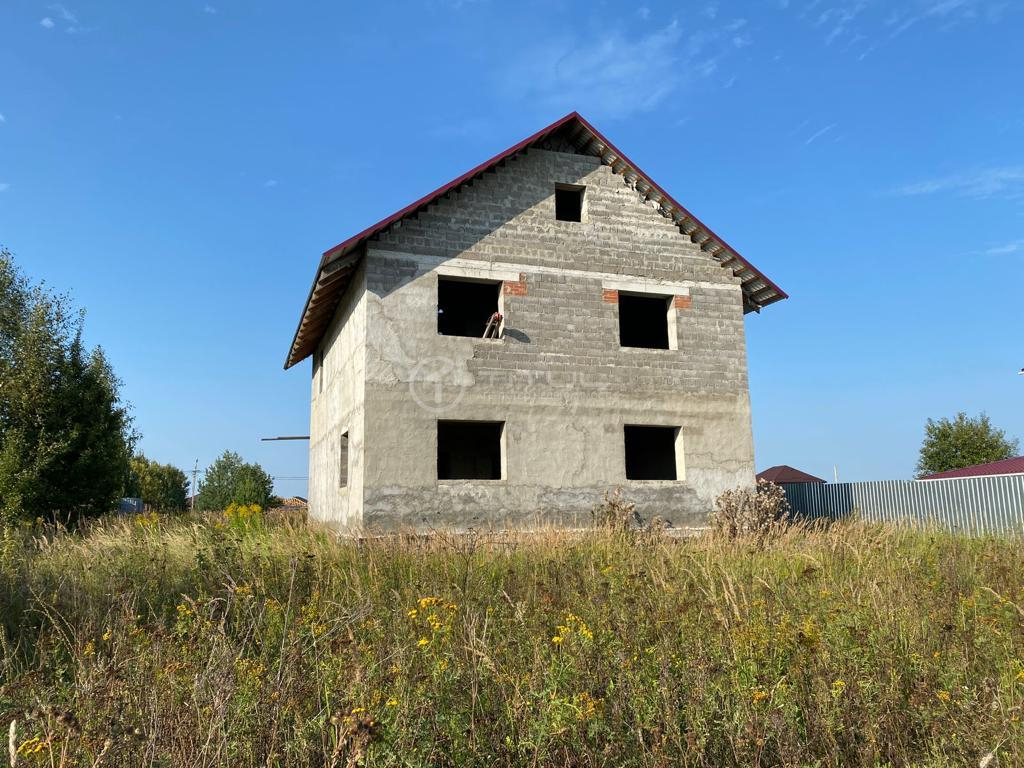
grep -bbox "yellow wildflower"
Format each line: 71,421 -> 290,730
17,737 -> 43,756
417,637 -> 429,647
576,692 -> 602,721
752,688 -> 769,704
386,698 -> 398,707
551,635 -> 563,645
936,690 -> 951,702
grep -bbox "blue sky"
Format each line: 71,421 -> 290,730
1,0 -> 1022,494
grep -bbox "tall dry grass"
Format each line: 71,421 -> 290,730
0,510 -> 1021,767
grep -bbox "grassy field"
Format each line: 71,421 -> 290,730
0,510 -> 1022,767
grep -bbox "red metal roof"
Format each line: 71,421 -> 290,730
918,456 -> 1024,480
285,111 -> 787,369
757,465 -> 826,484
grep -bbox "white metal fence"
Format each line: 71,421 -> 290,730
781,475 -> 1024,535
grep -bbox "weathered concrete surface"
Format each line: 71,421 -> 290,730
310,145 -> 756,531
307,261 -> 367,528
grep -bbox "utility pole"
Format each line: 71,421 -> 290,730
190,459 -> 199,512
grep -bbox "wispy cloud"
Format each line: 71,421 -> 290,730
817,2 -> 868,46
52,4 -> 77,23
0,113 -> 6,124
0,183 -> 10,193
42,4 -> 85,33
501,17 -> 748,120
263,179 -> 279,188
804,123 -> 837,145
983,238 -> 1024,255
203,5 -> 217,13
637,6 -> 651,20
732,31 -> 752,48
784,0 -> 1012,58
891,166 -> 1024,199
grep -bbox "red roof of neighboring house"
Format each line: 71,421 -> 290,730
285,111 -> 787,369
757,465 -> 826,484
918,456 -> 1024,480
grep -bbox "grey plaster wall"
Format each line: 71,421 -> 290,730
339,146 -> 756,531
308,261 -> 367,527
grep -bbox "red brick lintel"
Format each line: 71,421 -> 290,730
503,273 -> 528,296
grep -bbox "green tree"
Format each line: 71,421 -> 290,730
128,455 -> 189,511
196,451 -> 274,510
916,412 -> 1019,478
0,248 -> 135,525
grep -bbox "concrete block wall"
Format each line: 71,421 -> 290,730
343,146 -> 756,531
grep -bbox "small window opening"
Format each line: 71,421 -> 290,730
317,348 -> 325,393
555,185 -> 584,222
438,277 -> 501,337
339,430 -> 349,488
438,420 -> 504,480
624,425 -> 679,480
618,293 -> 671,349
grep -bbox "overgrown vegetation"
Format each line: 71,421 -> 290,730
708,480 -> 790,541
1,513 -> 1021,767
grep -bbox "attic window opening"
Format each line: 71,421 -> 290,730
624,425 -> 681,481
437,420 -> 504,480
555,184 -> 585,222
618,293 -> 673,349
438,277 -> 501,338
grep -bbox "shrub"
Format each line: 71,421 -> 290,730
709,479 -> 791,540
590,487 -> 642,531
127,455 -> 189,512
196,451 -> 274,511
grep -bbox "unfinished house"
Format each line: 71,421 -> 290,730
285,112 -> 786,531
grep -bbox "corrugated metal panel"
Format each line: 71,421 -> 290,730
781,475 -> 1024,535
